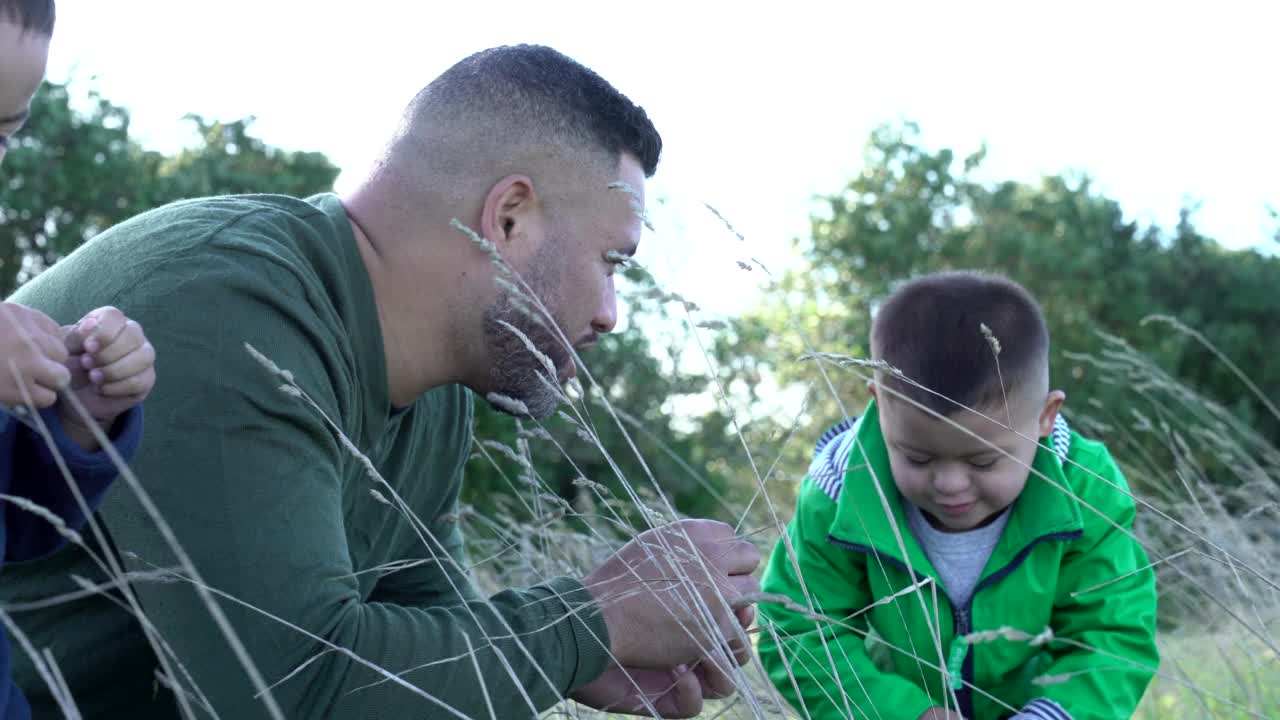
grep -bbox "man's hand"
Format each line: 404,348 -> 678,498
0,302 -> 71,409
570,663 -> 704,718
571,576 -> 758,715
58,306 -> 155,450
582,519 -> 761,670
569,656 -> 754,717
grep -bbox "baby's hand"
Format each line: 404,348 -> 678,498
60,307 -> 155,432
0,302 -> 71,409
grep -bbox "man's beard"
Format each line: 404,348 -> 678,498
480,269 -> 573,420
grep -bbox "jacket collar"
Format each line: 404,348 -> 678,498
827,399 -> 1084,577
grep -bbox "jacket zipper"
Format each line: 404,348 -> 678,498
948,604 -> 973,718
830,530 -> 1082,719
827,537 -> 972,712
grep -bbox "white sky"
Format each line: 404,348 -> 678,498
45,0 -> 1279,323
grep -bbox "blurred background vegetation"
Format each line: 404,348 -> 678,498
6,80 -> 1280,717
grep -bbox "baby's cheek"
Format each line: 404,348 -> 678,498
890,465 -> 927,501
984,468 -> 1028,504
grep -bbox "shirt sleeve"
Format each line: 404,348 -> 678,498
3,403 -> 142,561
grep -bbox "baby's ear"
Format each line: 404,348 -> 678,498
1038,390 -> 1066,437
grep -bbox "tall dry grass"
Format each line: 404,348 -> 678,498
2,197 -> 1277,720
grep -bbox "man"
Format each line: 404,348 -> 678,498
1,44 -> 760,718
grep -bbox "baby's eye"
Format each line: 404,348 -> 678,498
970,457 -> 999,470
904,455 -> 932,467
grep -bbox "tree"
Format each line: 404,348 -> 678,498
718,121 -> 1280,501
0,79 -> 341,296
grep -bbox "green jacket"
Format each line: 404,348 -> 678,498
758,400 -> 1158,720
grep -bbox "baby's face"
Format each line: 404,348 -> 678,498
0,20 -> 50,166
875,388 -> 1060,533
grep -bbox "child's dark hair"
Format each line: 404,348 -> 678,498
0,0 -> 54,36
871,270 -> 1050,417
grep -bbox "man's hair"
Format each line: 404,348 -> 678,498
421,44 -> 661,176
398,44 -> 662,182
0,0 -> 55,35
870,270 -> 1050,417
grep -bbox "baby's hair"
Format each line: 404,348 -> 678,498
0,0 -> 55,37
871,270 -> 1050,417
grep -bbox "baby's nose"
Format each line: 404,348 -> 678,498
932,467 -> 971,494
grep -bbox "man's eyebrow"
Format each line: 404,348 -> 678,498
0,109 -> 29,125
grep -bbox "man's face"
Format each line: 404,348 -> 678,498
481,154 -> 645,419
0,21 -> 50,166
875,385 -> 1059,532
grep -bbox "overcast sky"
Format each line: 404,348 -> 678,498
45,0 -> 1278,321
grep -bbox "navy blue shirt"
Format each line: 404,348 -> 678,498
0,405 -> 142,720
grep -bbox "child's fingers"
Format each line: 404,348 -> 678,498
85,319 -> 145,367
22,384 -> 59,409
64,357 -> 91,386
99,366 -> 154,398
62,325 -> 81,354
63,324 -> 89,355
89,342 -> 155,386
38,358 -> 72,390
1,302 -> 61,337
21,357 -> 71,407
30,326 -> 69,366
78,306 -> 128,355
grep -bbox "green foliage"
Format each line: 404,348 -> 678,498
9,78 -> 1277,537
720,121 -> 1280,500
0,79 -> 340,297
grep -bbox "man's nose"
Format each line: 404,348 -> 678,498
591,276 -> 618,336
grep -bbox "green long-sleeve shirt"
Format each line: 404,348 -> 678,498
0,193 -> 610,718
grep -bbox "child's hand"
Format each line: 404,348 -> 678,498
60,307 -> 155,432
0,302 -> 72,409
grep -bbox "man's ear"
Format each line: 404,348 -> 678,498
1038,390 -> 1066,438
479,174 -> 541,260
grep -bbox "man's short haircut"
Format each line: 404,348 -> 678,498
871,270 -> 1051,417
0,0 -> 55,36
410,44 -> 662,177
